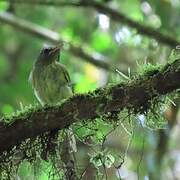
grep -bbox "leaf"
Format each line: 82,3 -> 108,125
90,152 -> 103,167
90,151 -> 115,168
104,154 -> 115,168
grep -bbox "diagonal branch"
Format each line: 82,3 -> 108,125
1,0 -> 179,47
0,11 -> 111,70
0,58 -> 179,154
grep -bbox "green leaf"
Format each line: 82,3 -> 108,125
90,151 -> 115,168
104,154 -> 115,168
90,152 -> 103,167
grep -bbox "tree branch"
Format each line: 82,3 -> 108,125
1,0 -> 179,47
0,58 -> 179,154
0,11 -> 111,70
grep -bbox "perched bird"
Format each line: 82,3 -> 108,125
29,46 -> 77,179
29,46 -> 72,105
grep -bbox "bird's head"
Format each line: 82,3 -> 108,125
37,46 -> 60,65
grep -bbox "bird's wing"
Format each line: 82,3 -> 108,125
55,62 -> 71,83
55,62 -> 74,93
62,66 -> 71,83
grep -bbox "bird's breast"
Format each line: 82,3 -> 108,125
32,65 -> 72,105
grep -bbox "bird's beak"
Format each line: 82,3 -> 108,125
49,47 -> 60,62
50,47 -> 60,55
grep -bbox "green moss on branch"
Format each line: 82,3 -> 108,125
0,58 -> 180,154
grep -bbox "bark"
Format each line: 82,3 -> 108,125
0,58 -> 179,154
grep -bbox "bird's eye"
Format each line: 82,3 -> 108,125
43,48 -> 49,54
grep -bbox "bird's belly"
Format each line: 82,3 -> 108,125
34,78 -> 72,105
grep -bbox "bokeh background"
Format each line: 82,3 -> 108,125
0,0 -> 180,179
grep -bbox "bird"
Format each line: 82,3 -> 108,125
29,46 -> 73,105
29,46 -> 77,179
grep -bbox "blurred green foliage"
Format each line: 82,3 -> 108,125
0,0 -> 179,179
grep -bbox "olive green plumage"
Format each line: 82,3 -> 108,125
29,46 -> 72,105
30,47 -> 77,175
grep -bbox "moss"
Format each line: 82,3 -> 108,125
0,130 -> 65,179
0,104 -> 40,125
136,49 -> 180,79
1,57 -> 178,127
138,62 -> 162,77
0,57 -> 179,179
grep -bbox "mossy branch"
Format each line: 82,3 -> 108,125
0,59 -> 179,154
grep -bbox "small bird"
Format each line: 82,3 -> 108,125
29,46 -> 77,179
29,46 -> 72,105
